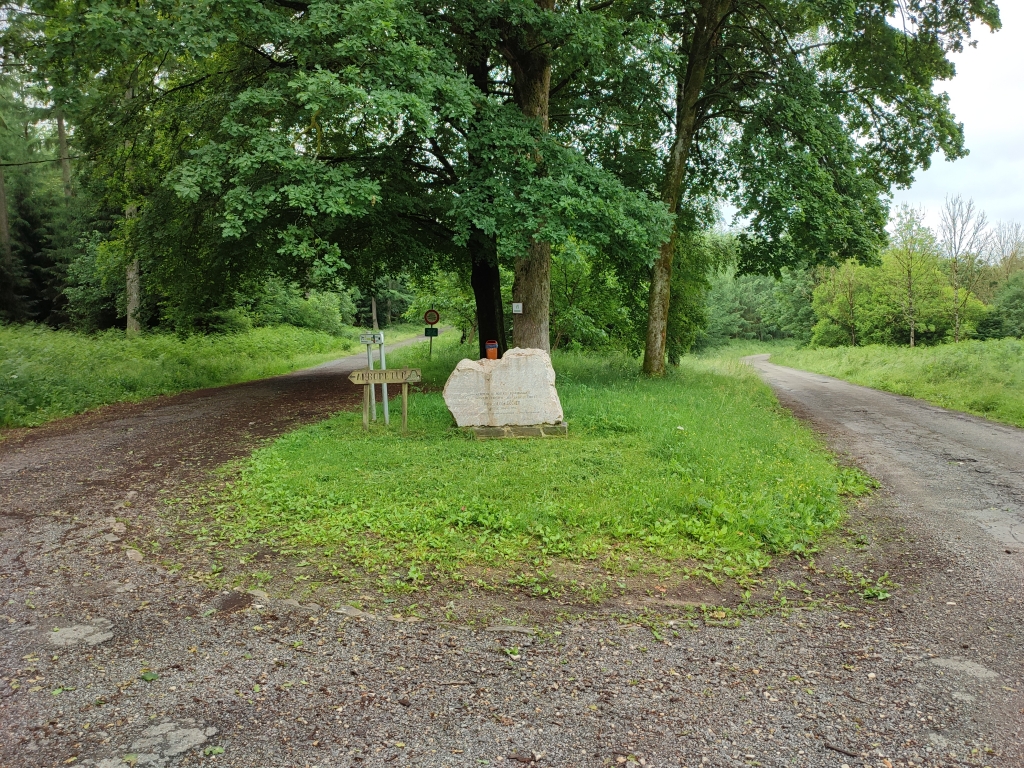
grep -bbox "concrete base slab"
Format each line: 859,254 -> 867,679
468,423 -> 568,439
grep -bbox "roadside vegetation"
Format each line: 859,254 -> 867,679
691,202 -> 1023,353
772,339 -> 1024,428
0,324 -> 358,428
205,337 -> 871,584
0,321 -> 428,429
685,199 -> 1024,427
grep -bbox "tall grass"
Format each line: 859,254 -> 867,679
208,337 -> 867,579
0,324 -> 357,428
772,339 -> 1024,428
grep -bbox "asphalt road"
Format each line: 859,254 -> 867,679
0,350 -> 1022,768
744,354 -> 1024,549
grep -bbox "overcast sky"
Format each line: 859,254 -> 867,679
891,3 -> 1024,227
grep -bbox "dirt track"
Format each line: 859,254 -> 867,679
1,350 -> 1022,768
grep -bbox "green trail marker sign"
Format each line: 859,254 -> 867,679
349,367 -> 422,431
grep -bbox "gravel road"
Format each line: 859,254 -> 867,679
1,350 -> 1022,768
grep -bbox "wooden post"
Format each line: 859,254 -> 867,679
401,382 -> 409,431
366,342 -> 376,420
362,383 -> 370,431
379,337 -> 390,426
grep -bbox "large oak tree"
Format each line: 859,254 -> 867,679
3,0 -> 669,342
635,0 -> 1001,374
2,0 -> 1001,356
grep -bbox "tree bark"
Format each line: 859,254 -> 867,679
125,203 -> 141,336
642,0 -> 734,376
123,85 -> 142,336
844,272 -> 857,346
469,226 -> 508,359
952,280 -> 961,343
125,259 -> 141,335
513,239 -> 551,350
57,111 -> 74,199
0,165 -> 15,316
0,166 -> 12,269
464,54 -> 508,359
499,0 -> 554,351
906,266 -> 915,347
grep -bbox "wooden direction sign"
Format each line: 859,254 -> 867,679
348,368 -> 421,385
349,367 -> 421,430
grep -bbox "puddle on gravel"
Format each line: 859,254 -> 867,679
930,657 -> 999,679
46,619 -> 114,647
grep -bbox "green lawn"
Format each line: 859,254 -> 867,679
207,338 -> 868,581
771,339 -> 1024,428
0,324 -> 358,428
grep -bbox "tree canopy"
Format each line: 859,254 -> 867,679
0,0 -> 1003,367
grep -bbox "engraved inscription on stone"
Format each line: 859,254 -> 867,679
443,348 -> 564,427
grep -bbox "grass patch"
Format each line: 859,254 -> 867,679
207,337 -> 868,582
0,324 -> 360,428
771,339 -> 1024,428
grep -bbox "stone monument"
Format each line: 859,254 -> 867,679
442,347 -> 567,438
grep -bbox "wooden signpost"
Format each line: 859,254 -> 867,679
349,367 -> 422,431
358,330 -> 387,422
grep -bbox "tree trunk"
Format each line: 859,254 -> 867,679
952,283 -> 960,343
125,258 -> 141,336
512,239 -> 551,350
846,278 -> 857,346
57,111 -> 74,199
0,166 -> 12,269
465,55 -> 509,358
643,234 -> 676,372
499,0 -> 554,351
124,200 -> 141,335
123,85 -> 141,336
0,165 -> 15,316
642,0 -> 734,376
469,226 -> 508,359
906,272 -> 915,348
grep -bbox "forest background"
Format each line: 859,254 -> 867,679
0,0 -> 1016,373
